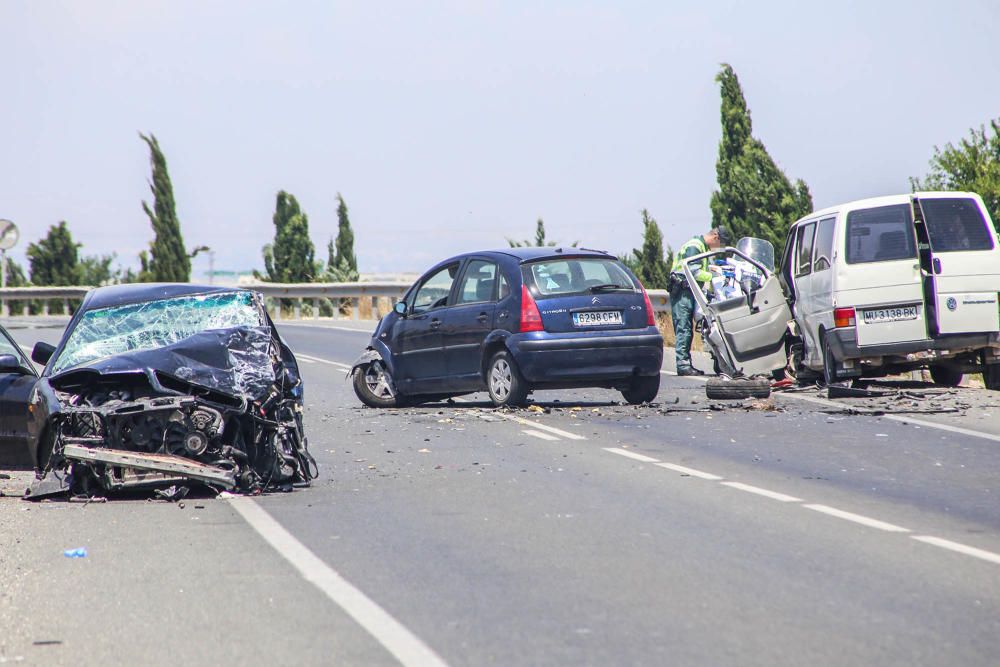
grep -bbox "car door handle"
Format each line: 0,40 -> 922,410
430,319 -> 442,329
477,313 -> 489,322
932,258 -> 942,274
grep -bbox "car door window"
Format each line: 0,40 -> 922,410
0,330 -> 29,367
795,222 -> 816,277
812,217 -> 836,272
456,260 -> 498,304
411,263 -> 459,314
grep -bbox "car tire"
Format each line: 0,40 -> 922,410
621,374 -> 660,404
929,364 -> 963,387
705,376 -> 771,400
353,361 -> 401,408
486,350 -> 529,407
984,362 -> 1000,391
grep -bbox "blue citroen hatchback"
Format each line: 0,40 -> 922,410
350,248 -> 664,407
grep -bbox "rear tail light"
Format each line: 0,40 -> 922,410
640,283 -> 656,326
520,285 -> 544,332
834,307 -> 856,328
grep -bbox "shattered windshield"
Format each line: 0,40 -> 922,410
51,291 -> 263,374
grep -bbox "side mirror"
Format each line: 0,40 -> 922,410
0,354 -> 22,373
393,301 -> 408,316
32,341 -> 55,366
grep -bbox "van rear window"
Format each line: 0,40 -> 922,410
920,197 -> 996,252
845,204 -> 917,264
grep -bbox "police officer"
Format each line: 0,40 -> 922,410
668,226 -> 731,375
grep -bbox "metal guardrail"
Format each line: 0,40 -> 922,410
0,284 -> 672,320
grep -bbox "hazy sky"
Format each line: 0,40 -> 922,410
2,0 -> 998,280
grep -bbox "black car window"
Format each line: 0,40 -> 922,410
795,222 -> 816,277
0,330 -> 29,368
522,258 -> 635,299
812,217 -> 836,272
411,263 -> 459,313
920,197 -> 996,252
845,204 -> 917,264
498,272 -> 511,300
456,260 -> 498,304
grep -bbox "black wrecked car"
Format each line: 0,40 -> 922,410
20,284 -> 316,499
0,323 -> 40,468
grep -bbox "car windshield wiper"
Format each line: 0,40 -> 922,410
589,283 -> 630,292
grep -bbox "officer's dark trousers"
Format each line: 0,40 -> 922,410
670,287 -> 696,371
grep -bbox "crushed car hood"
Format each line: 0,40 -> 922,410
49,326 -> 277,401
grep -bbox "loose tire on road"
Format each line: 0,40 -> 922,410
705,376 -> 771,400
353,361 -> 401,408
621,374 -> 660,404
487,350 -> 529,407
929,364 -> 963,387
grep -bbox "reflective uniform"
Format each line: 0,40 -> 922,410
669,236 -> 711,372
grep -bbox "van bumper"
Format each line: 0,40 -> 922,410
827,328 -> 1000,361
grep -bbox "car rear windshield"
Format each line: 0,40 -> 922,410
845,204 -> 918,264
920,197 -> 996,252
521,257 -> 637,299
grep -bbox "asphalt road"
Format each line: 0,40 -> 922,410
1,319 -> 999,666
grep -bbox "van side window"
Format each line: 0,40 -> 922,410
795,222 -> 816,277
812,217 -> 836,272
845,204 -> 917,264
920,197 -> 996,252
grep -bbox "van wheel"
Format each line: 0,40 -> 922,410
929,364 -> 963,387
985,362 -> 1000,391
705,377 -> 771,400
353,361 -> 401,408
622,375 -> 660,404
821,336 -> 840,386
487,351 -> 529,407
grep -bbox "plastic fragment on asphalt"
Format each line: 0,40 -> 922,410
63,547 -> 88,558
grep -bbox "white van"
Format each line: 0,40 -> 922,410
687,192 -> 1000,390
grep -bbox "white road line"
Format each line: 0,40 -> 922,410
804,504 -> 911,533
911,535 -> 1000,565
603,447 -> 660,463
297,357 -> 316,364
297,353 -> 353,370
278,322 -> 376,333
655,461 -> 724,480
501,415 -> 587,440
228,497 -> 449,667
721,481 -> 801,502
522,429 -> 560,441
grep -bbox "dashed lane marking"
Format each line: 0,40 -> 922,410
501,415 -> 587,440
604,447 -> 659,463
655,462 -> 724,480
803,504 -> 911,533
228,497 -> 450,667
720,481 -> 801,502
522,429 -> 560,441
911,536 -> 1000,565
296,353 -> 353,371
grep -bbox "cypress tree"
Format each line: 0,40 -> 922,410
27,221 -> 80,286
139,133 -> 191,282
709,64 -> 812,255
631,209 -> 671,289
325,193 -> 359,281
263,191 -> 316,283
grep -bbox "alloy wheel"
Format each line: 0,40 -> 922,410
491,359 -> 512,401
364,363 -> 394,400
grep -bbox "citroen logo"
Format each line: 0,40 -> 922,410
591,296 -> 601,305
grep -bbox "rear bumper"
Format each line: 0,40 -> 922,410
508,328 -> 664,384
827,328 -> 1000,361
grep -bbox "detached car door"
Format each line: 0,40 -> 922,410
0,326 -> 39,468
